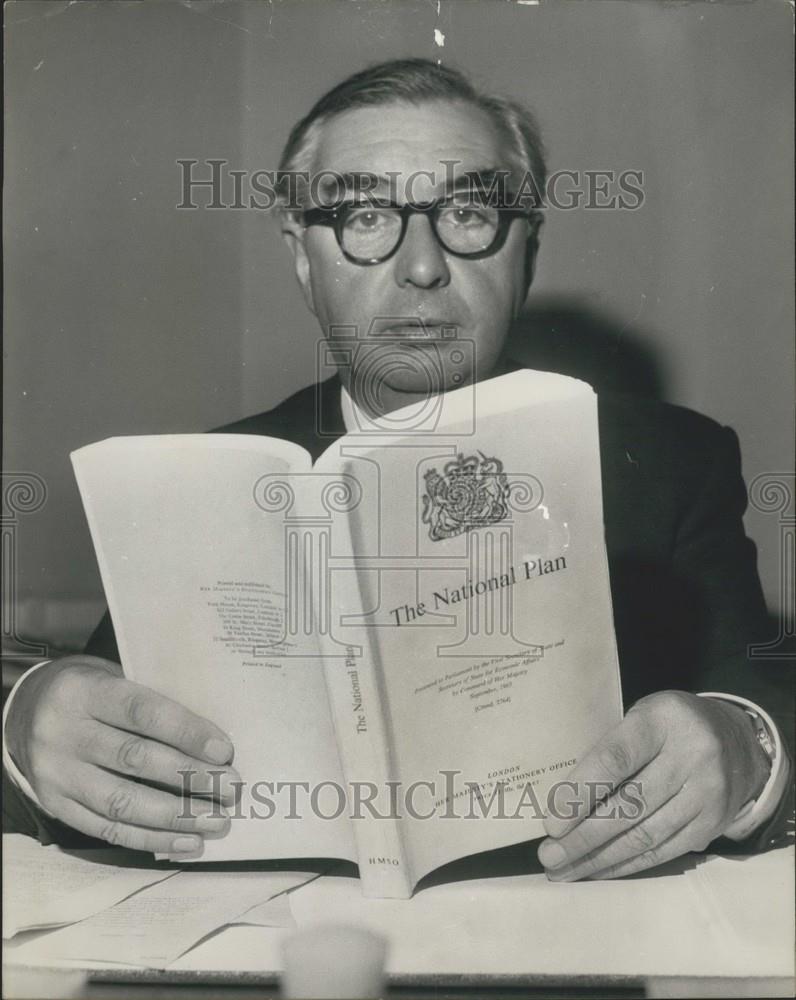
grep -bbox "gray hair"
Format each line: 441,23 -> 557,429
276,58 -> 547,210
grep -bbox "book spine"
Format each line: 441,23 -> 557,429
321,632 -> 412,898
316,541 -> 412,898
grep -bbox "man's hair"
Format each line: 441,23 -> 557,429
277,57 -> 547,207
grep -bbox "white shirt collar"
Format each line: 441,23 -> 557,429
340,384 -> 446,434
339,384 -> 360,433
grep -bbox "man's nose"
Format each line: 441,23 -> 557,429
393,214 -> 451,289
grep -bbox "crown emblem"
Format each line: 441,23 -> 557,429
421,452 -> 510,542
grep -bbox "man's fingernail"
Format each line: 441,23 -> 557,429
171,835 -> 201,853
547,867 -> 578,883
203,737 -> 233,764
538,840 -> 567,869
195,810 -> 230,832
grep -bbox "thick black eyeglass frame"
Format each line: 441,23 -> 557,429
302,199 -> 533,265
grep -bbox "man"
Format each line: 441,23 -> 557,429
4,59 -> 791,881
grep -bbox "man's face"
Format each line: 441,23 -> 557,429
284,100 -> 537,412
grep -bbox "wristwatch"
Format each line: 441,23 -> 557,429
698,692 -> 787,842
747,709 -> 777,764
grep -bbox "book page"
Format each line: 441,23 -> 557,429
71,435 -> 356,864
316,370 -> 622,887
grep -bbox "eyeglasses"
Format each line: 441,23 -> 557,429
302,198 -> 533,266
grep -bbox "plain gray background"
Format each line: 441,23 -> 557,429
4,0 -> 794,653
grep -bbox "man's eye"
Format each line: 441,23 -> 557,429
346,208 -> 391,230
440,206 -> 493,227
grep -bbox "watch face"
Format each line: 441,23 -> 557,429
756,725 -> 776,761
744,709 -> 776,762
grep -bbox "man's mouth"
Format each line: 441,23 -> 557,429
371,319 -> 457,340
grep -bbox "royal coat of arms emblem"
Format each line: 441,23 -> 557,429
421,452 -> 511,541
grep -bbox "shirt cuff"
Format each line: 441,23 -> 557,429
3,660 -> 53,814
698,691 -> 791,841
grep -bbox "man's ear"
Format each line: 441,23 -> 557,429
522,214 -> 543,297
280,209 -> 316,315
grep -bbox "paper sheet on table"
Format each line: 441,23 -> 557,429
6,848 -> 792,980
10,869 -> 315,969
282,848 -> 794,979
2,834 -> 174,938
689,846 -> 795,976
232,892 -> 295,929
287,870 -> 711,978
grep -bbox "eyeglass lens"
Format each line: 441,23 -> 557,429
341,203 -> 501,261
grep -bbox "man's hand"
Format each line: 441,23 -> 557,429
5,656 -> 239,855
537,690 -> 770,881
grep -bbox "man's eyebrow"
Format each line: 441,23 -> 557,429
316,172 -> 392,201
314,166 -> 521,204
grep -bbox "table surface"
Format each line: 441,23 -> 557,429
4,839 -> 794,998
5,968 -> 796,999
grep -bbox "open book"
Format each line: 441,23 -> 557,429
71,369 -> 622,898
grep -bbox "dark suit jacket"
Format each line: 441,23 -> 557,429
4,375 -> 792,849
